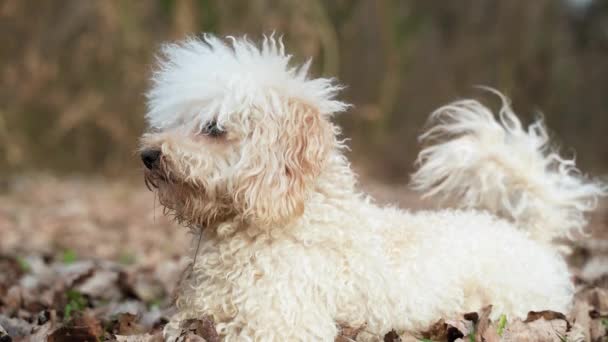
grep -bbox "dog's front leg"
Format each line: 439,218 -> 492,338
165,284 -> 339,341
216,288 -> 339,341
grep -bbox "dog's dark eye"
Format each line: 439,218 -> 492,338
201,120 -> 225,138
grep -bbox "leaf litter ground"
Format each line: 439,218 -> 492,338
0,176 -> 607,341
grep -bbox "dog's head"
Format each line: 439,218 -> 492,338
140,35 -> 348,229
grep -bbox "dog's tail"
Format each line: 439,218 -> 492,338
411,91 -> 606,243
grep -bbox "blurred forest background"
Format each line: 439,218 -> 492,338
1,0 -> 607,181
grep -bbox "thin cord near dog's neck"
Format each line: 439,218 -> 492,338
192,225 -> 204,267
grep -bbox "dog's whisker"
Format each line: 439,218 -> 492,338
144,175 -> 153,191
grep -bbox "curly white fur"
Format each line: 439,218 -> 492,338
411,92 -> 607,243
139,34 -> 605,341
146,33 -> 348,131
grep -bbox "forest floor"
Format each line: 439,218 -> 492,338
0,176 -> 607,341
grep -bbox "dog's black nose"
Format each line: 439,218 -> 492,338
141,149 -> 161,169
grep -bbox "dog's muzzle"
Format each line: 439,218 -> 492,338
141,149 -> 161,170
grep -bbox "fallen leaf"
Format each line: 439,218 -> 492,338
3,286 -> 22,314
336,322 -> 366,341
181,333 -> 207,342
444,318 -> 472,341
116,313 -> 145,335
55,261 -> 95,288
565,323 -> 587,342
524,310 -> 570,330
383,330 -> 401,342
420,319 -> 447,341
115,332 -> 164,342
0,256 -> 24,296
180,317 -> 219,342
119,271 -> 165,303
154,257 -> 190,297
77,269 -> 120,300
580,256 -> 608,282
463,312 -> 479,324
569,300 -> 593,341
474,305 -> 493,341
446,325 -> 465,342
502,317 -> 568,342
140,305 -> 166,329
0,314 -> 33,338
48,312 -> 104,342
0,323 -> 10,341
48,326 -> 98,342
21,321 -> 54,342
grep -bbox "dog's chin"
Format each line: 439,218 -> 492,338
144,172 -> 232,229
144,167 -> 182,190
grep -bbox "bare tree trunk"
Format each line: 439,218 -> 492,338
174,0 -> 198,38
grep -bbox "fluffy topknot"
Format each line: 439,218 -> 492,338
146,34 -> 349,130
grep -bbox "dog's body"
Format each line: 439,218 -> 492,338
140,35 -> 605,341
168,192 -> 572,340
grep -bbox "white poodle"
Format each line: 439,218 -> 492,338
139,34 -> 606,341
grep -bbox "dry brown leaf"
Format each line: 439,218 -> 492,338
420,318 -> 448,341
77,312 -> 104,335
588,287 -> 608,311
20,321 -> 54,342
115,331 -> 164,342
398,334 -> 426,342
569,299 -> 592,341
55,261 -> 96,288
77,269 -> 120,300
383,330 -> 401,342
0,323 -> 9,341
3,286 -> 22,314
107,300 -> 147,318
525,310 -> 568,323
154,257 -> 190,298
444,318 -> 471,341
580,255 -> 608,282
47,311 -> 103,342
446,326 -> 466,342
463,311 -> 479,324
180,317 -> 219,342
140,306 -> 165,329
481,327 -> 501,342
565,323 -> 587,342
0,314 -> 33,338
181,333 -> 208,342
48,326 -> 99,342
473,305 -> 493,341
119,271 -> 165,303
502,317 -> 568,342
588,309 -> 606,319
0,256 -> 23,297
587,309 -> 608,341
116,313 -> 145,335
524,310 -> 570,332
336,322 -> 366,341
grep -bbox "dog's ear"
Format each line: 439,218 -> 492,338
234,101 -> 333,227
